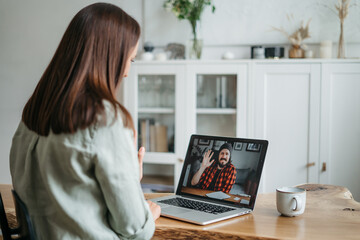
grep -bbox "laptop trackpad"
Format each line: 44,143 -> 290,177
162,206 -> 192,215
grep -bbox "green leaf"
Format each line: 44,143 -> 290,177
162,0 -> 215,22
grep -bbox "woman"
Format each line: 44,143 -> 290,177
10,3 -> 160,239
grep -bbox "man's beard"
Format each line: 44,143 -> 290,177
218,158 -> 229,168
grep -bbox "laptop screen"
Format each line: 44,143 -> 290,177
176,134 -> 268,210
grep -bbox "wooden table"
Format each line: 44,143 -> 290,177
1,184 -> 360,239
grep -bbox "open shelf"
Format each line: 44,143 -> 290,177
141,175 -> 175,193
196,108 -> 236,114
138,107 -> 175,114
143,152 -> 177,164
141,175 -> 174,185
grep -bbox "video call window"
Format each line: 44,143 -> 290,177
180,138 -> 263,205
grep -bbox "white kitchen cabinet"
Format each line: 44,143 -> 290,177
252,63 -> 321,193
184,62 -> 248,140
124,61 -> 248,188
124,63 -> 187,188
123,60 -> 360,195
320,63 -> 360,201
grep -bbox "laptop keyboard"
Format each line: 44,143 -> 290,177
159,197 -> 235,215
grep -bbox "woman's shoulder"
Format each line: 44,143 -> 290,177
96,99 -> 123,127
87,99 -> 135,145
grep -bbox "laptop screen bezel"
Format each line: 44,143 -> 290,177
176,134 -> 268,210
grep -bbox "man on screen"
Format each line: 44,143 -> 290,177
191,142 -> 236,193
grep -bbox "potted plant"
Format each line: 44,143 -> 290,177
164,0 -> 215,59
272,17 -> 311,58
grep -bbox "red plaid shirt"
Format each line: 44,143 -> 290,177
198,162 -> 236,193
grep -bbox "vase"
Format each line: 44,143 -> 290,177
337,22 -> 346,58
188,20 -> 203,59
188,38 -> 203,59
320,41 -> 332,58
289,45 -> 304,58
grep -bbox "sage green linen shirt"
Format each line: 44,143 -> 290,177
10,101 -> 155,240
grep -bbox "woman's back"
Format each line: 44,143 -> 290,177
9,3 -> 160,238
10,101 -> 155,239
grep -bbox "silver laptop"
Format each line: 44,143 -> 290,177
151,134 -> 268,225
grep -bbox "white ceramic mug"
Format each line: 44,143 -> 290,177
276,187 -> 306,217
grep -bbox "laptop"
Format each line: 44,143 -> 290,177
151,134 -> 268,225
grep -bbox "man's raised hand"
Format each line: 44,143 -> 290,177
201,149 -> 214,169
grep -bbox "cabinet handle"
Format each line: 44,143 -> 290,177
306,162 -> 315,168
322,162 -> 327,172
178,158 -> 184,162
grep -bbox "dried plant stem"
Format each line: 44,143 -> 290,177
335,0 -> 351,58
318,3 -> 338,17
271,18 -> 311,48
336,0 -> 351,23
338,22 -> 345,58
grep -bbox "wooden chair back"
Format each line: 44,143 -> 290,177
11,190 -> 37,240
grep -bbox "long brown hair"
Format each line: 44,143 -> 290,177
22,3 -> 139,136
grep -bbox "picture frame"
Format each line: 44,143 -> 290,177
198,139 -> 210,146
234,142 -> 243,151
213,140 -> 225,150
246,143 -> 261,152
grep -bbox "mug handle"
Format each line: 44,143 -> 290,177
292,196 -> 302,211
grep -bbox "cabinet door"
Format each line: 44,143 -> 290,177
320,63 -> 360,201
185,63 -> 248,140
252,63 -> 321,193
124,63 -> 186,188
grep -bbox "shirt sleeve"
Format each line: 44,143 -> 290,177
198,164 -> 211,189
92,110 -> 155,240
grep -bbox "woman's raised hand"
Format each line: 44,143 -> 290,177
147,201 -> 161,221
138,147 -> 145,181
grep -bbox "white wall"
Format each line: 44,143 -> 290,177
147,0 -> 360,44
145,0 -> 360,58
0,0 -> 359,184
